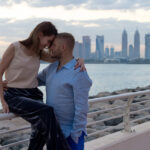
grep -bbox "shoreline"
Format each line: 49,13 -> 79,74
89,85 -> 150,99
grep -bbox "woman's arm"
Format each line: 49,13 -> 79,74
74,58 -> 86,71
40,50 -> 57,63
41,50 -> 86,70
0,44 -> 15,113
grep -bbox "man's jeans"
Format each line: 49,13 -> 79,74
67,132 -> 85,150
4,88 -> 70,150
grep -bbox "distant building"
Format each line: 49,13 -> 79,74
90,52 -> 96,59
129,44 -> 134,59
114,51 -> 122,58
105,47 -> 109,58
134,30 -> 140,58
82,36 -> 91,60
73,41 -> 80,57
96,35 -> 104,60
122,30 -> 128,58
73,41 -> 83,58
110,47 -> 115,58
95,50 -> 100,60
145,34 -> 150,59
78,42 -> 83,58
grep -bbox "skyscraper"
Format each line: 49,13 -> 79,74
105,47 -> 109,58
73,41 -> 79,57
82,36 -> 91,60
73,41 -> 79,58
110,47 -> 114,58
129,44 -> 134,59
114,51 -> 122,58
96,35 -> 104,60
145,34 -> 150,59
122,30 -> 128,58
134,30 -> 140,58
78,42 -> 83,58
73,41 -> 83,58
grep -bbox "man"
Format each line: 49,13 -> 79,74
38,33 -> 92,150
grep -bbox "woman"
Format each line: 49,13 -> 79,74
0,21 -> 84,150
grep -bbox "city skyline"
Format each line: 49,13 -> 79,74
0,1 -> 150,57
74,29 -> 150,60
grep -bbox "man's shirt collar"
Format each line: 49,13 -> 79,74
54,58 -> 76,70
63,58 -> 76,70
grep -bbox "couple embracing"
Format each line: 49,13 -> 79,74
0,21 -> 92,150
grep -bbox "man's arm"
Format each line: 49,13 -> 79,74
71,71 -> 92,143
37,67 -> 48,86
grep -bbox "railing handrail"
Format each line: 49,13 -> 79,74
88,89 -> 150,104
0,113 -> 16,121
1,89 -> 150,121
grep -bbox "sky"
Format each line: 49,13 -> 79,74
0,0 -> 150,57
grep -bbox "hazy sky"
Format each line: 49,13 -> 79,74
0,0 -> 150,57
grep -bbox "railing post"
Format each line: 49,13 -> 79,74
123,97 -> 134,132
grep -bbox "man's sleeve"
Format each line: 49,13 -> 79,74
37,67 -> 48,86
71,71 -> 92,143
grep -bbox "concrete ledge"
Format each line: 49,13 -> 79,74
85,121 -> 150,150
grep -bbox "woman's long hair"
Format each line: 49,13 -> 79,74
20,21 -> 57,56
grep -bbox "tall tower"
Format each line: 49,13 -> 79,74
105,47 -> 109,58
122,30 -> 128,58
82,36 -> 91,60
145,34 -> 150,59
78,42 -> 83,58
129,44 -> 134,59
134,30 -> 140,58
96,35 -> 104,60
73,41 -> 83,58
110,47 -> 114,58
73,41 -> 80,58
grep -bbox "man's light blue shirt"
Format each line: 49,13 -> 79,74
37,59 -> 92,143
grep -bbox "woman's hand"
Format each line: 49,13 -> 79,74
74,58 -> 86,71
2,80 -> 8,91
1,99 -> 9,113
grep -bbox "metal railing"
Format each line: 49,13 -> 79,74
1,89 -> 150,149
87,90 -> 150,138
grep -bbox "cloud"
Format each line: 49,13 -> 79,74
29,0 -> 88,8
85,0 -> 143,10
28,0 -> 150,10
2,0 -> 150,10
0,36 -> 11,56
0,0 -> 12,6
0,37 -> 9,45
71,21 -> 100,27
1,3 -> 150,24
0,0 -> 88,8
0,17 -> 149,45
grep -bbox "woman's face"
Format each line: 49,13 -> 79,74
39,34 -> 55,50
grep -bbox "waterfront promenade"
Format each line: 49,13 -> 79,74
1,86 -> 150,149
